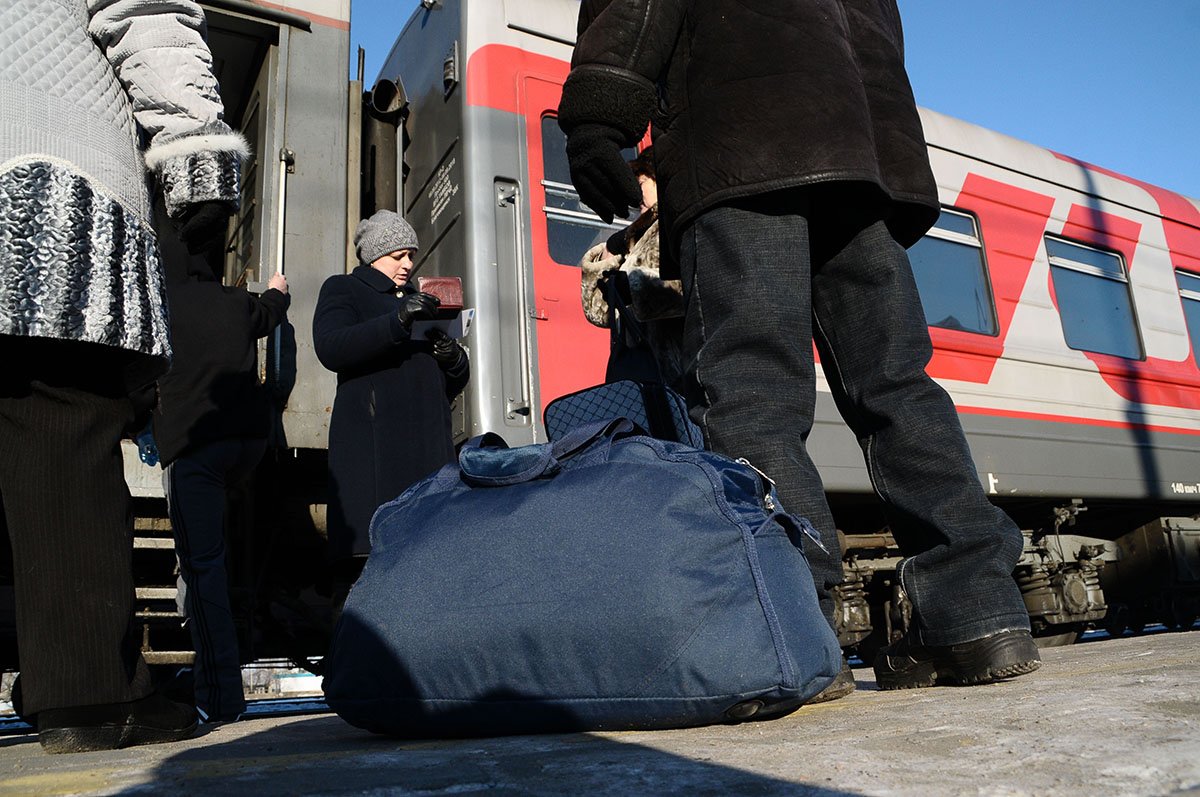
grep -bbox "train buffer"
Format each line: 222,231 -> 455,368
0,627 -> 1196,795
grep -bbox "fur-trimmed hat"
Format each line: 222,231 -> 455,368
354,209 -> 419,264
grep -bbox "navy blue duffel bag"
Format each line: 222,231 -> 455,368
323,417 -> 841,737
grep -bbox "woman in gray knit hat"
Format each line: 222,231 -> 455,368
313,210 -> 470,609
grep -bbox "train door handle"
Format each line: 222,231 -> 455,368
506,398 -> 531,419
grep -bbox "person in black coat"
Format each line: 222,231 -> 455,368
558,0 -> 1039,696
313,210 -> 468,604
152,234 -> 290,722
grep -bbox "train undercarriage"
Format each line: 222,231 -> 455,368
832,498 -> 1200,656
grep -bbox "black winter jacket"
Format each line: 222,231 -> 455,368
313,265 -> 469,560
558,0 -> 940,276
152,274 -> 289,466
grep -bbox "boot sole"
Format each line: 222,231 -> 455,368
39,719 -> 197,755
943,630 -> 1042,686
949,657 -> 1042,686
875,659 -> 938,691
875,631 -> 1042,691
807,676 -> 857,704
807,664 -> 858,704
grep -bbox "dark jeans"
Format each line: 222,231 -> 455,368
164,438 -> 266,720
679,194 -> 1030,645
0,369 -> 152,715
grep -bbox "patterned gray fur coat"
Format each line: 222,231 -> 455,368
580,212 -> 687,386
0,0 -> 248,382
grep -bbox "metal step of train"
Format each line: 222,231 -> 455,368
132,515 -> 193,666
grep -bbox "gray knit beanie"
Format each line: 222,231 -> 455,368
354,209 -> 419,264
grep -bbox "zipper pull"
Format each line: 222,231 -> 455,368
735,457 -> 777,510
735,457 -> 776,487
794,516 -> 827,552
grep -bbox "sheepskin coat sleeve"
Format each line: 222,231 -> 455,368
579,214 -> 682,328
0,0 -> 247,386
580,244 -> 622,328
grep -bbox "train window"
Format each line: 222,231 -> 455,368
908,208 -> 997,334
540,116 -> 634,266
1045,236 -> 1143,360
1176,271 -> 1200,366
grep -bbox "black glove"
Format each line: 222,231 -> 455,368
396,291 -> 440,332
177,201 -> 233,254
427,329 -> 465,368
605,226 -> 630,257
565,123 -> 642,224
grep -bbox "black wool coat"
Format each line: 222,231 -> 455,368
153,277 -> 289,466
558,0 -> 941,277
313,265 -> 469,560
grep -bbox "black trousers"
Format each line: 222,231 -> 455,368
0,355 -> 152,715
679,194 -> 1029,645
164,438 -> 266,719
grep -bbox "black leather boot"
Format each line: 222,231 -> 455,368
37,693 -> 197,754
874,628 -> 1041,690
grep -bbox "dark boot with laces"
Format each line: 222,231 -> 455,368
874,628 -> 1041,690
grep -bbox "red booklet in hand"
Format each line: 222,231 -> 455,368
417,276 -> 463,311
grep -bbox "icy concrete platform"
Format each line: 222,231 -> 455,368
1,630 -> 1197,797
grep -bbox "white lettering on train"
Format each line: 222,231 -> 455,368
430,157 -> 459,226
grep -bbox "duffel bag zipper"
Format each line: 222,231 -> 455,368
735,457 -> 777,511
736,458 -> 826,551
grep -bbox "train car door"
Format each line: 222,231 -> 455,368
519,74 -> 623,409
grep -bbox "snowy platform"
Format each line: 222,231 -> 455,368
0,630 -> 1197,796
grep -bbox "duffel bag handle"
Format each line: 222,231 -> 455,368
459,418 -> 642,487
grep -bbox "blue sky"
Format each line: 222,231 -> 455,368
350,1 -> 1200,199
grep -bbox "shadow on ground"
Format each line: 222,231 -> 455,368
117,713 -> 860,796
